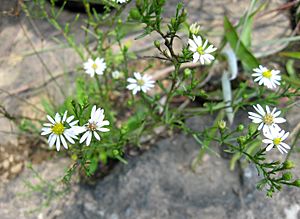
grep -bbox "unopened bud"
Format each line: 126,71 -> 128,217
218,120 -> 226,130
248,123 -> 257,135
237,136 -> 247,144
282,172 -> 293,181
292,179 -> 300,187
154,40 -> 161,49
237,124 -> 244,132
283,160 -> 295,169
184,68 -> 192,76
189,22 -> 200,35
113,149 -> 119,156
129,8 -> 141,20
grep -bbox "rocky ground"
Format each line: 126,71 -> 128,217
0,0 -> 299,218
1,111 -> 300,219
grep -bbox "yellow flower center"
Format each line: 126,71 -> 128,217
92,63 -> 98,70
262,70 -> 272,79
197,46 -> 204,55
273,138 -> 281,146
263,114 -> 274,125
51,123 -> 65,135
137,79 -> 145,86
86,122 -> 97,131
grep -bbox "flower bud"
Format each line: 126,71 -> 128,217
113,149 -> 119,156
189,22 -> 200,35
237,124 -> 244,132
154,40 -> 161,49
184,68 -> 192,77
218,120 -> 226,130
129,8 -> 141,20
237,136 -> 247,144
283,160 -> 295,169
248,123 -> 257,135
282,172 -> 293,181
292,179 -> 300,187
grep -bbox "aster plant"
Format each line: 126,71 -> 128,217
10,0 -> 299,202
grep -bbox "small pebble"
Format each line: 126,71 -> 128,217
10,163 -> 23,174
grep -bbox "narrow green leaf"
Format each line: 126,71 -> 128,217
224,16 -> 259,70
279,52 -> 300,59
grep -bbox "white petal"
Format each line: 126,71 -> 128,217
193,35 -> 202,46
193,52 -> 200,63
86,132 -> 92,146
248,112 -> 262,118
72,126 -> 87,134
55,135 -> 61,151
127,84 -> 137,90
262,139 -> 273,144
98,127 -> 110,132
258,123 -> 264,131
274,117 -> 286,124
69,120 -> 79,127
60,135 -> 68,149
80,131 -> 90,144
91,105 -> 97,119
62,111 -> 68,122
94,131 -> 100,141
199,56 -> 205,65
256,104 -> 266,116
280,142 -> 290,149
266,143 -> 274,151
47,115 -> 55,124
55,113 -> 61,123
66,115 -> 75,123
43,123 -> 53,127
188,39 -> 197,51
64,132 -> 75,144
266,105 -> 270,114
134,72 -> 142,80
281,132 -> 289,141
127,78 -> 137,83
49,134 -> 56,148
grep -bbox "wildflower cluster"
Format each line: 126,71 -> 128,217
41,106 -> 109,151
18,0 -> 298,199
248,104 -> 290,154
248,66 -> 291,154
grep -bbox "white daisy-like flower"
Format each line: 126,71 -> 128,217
262,129 -> 290,154
248,104 -> 286,134
188,34 -> 217,65
189,23 -> 200,35
72,105 -> 110,146
41,111 -> 79,151
112,70 -> 123,79
126,72 -> 155,95
83,57 -> 106,77
252,65 -> 281,89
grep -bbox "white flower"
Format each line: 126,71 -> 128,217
112,70 -> 123,79
248,104 -> 286,134
126,72 -> 155,95
252,65 -> 281,89
73,105 -> 110,146
263,129 -> 290,154
41,111 -> 79,151
189,23 -> 200,35
83,57 -> 106,77
188,34 -> 217,65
